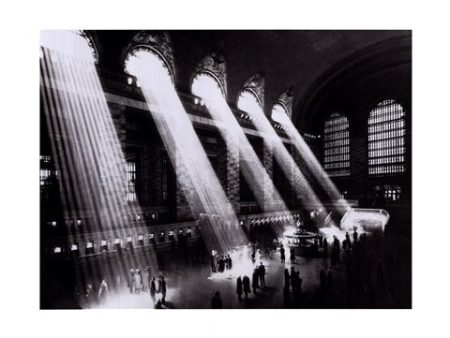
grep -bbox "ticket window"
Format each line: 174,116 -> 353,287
159,232 -> 165,243
138,234 -> 144,246
168,230 -> 175,242
100,239 -> 108,252
114,238 -> 122,251
178,229 -> 184,238
186,228 -> 192,239
127,236 -> 133,249
70,243 -> 79,255
149,233 -> 155,245
53,246 -> 62,254
86,241 -> 94,255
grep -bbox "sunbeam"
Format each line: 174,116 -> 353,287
124,49 -> 247,253
40,31 -> 156,306
192,73 -> 293,226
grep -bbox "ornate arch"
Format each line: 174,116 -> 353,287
192,53 -> 227,99
275,88 -> 293,119
122,31 -> 176,82
78,30 -> 99,64
240,73 -> 265,108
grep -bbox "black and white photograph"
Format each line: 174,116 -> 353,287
2,1 -> 450,337
39,29 -> 411,309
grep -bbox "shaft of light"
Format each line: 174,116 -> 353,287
238,91 -> 332,228
125,50 -> 247,252
40,31 -> 156,297
192,73 -> 291,215
276,111 -> 350,211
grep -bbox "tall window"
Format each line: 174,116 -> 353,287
323,113 -> 350,177
271,103 -> 288,124
237,90 -> 263,116
126,158 -> 136,202
368,99 -> 406,175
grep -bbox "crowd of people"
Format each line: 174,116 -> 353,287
77,222 -> 409,309
278,244 -> 298,264
128,268 -> 168,307
212,227 -> 406,309
210,251 -> 233,273
80,265 -> 170,309
283,266 -> 303,307
84,279 -> 109,306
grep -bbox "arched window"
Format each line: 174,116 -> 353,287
124,49 -> 171,89
122,31 -> 175,83
271,103 -> 288,124
191,72 -> 224,105
237,90 -> 263,116
40,30 -> 98,64
368,99 -> 406,175
323,113 -> 350,177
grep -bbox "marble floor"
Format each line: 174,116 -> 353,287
88,247 -> 346,309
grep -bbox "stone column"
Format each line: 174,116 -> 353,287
350,118 -> 368,205
262,140 -> 274,210
224,129 -> 240,213
175,151 -> 195,220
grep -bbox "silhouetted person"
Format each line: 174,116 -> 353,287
333,236 -> 340,251
228,255 -> 232,270
243,275 -> 251,299
210,253 -> 216,272
353,229 -> 358,243
129,269 -> 135,294
236,277 -> 243,301
218,256 -> 225,272
158,276 -> 167,303
252,268 -> 259,294
290,248 -> 295,263
323,238 -> 329,257
280,246 -> 286,263
296,271 -> 303,295
211,291 -> 223,309
135,268 -> 143,294
85,283 -> 94,307
343,238 -> 348,250
284,268 -> 291,290
345,232 -> 351,249
290,266 -> 297,290
149,277 -> 156,303
259,262 -> 266,287
98,279 -> 108,302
